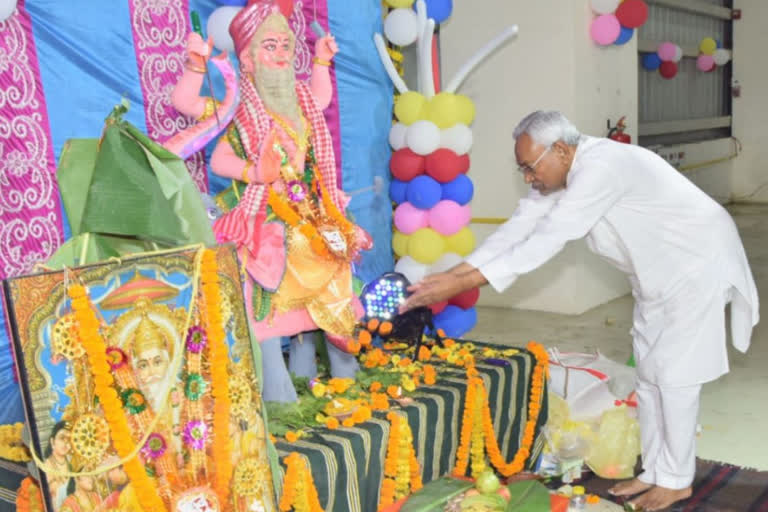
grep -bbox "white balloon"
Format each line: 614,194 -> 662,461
672,45 -> 684,63
429,252 -> 464,274
713,48 -> 731,66
395,256 -> 430,284
406,120 -> 441,156
383,8 -> 419,47
207,6 -> 242,54
590,0 -> 620,15
0,0 -> 17,22
440,124 -> 473,155
389,123 -> 409,150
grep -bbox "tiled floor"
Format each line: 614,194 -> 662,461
470,203 -> 768,471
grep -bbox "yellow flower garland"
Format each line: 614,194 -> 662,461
453,342 -> 549,478
201,249 -> 233,504
0,423 -> 29,462
67,284 -> 166,512
379,412 -> 422,510
279,452 -> 324,512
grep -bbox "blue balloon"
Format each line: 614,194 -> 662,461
218,0 -> 247,5
406,175 -> 442,210
389,179 -> 408,204
424,0 -> 453,24
642,53 -> 662,71
614,26 -> 634,45
434,305 -> 477,338
441,174 -> 474,205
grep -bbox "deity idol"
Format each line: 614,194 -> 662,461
171,0 -> 371,402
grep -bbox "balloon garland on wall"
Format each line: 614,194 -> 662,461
589,0 -> 648,47
641,37 -> 731,80
376,0 -> 517,337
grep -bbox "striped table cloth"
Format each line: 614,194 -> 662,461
274,345 -> 549,512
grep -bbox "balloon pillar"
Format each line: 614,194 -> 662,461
376,0 -> 518,338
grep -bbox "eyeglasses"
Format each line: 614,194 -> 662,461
517,146 -> 551,174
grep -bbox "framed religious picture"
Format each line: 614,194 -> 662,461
3,245 -> 277,512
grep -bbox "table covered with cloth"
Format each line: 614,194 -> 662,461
273,344 -> 549,512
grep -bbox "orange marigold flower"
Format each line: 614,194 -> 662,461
358,330 -> 373,347
586,495 -> 600,505
325,418 -> 340,430
342,418 -> 355,428
387,385 -> 401,398
398,357 -> 412,368
367,318 -> 381,331
285,431 -> 299,443
379,321 -> 393,335
370,381 -> 383,392
443,338 -> 456,347
417,346 -> 431,361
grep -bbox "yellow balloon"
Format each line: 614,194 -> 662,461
385,0 -> 415,7
699,37 -> 717,56
394,91 -> 428,125
392,230 -> 410,258
445,227 -> 476,257
408,228 -> 446,264
455,95 -> 476,126
426,92 -> 462,129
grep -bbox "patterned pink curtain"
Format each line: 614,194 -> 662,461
128,0 -> 209,193
0,0 -> 64,280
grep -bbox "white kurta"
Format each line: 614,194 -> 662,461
466,136 -> 759,387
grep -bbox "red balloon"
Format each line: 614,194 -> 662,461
390,148 -> 426,181
425,149 -> 470,183
449,288 -> 480,310
659,61 -> 678,79
616,0 -> 648,29
430,301 -> 448,315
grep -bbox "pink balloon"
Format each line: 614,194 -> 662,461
697,54 -> 715,72
394,202 -> 429,234
590,14 -> 621,46
657,42 -> 677,61
429,200 -> 471,236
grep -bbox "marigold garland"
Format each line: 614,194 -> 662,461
453,342 -> 548,478
15,477 -> 43,512
279,452 -> 324,512
67,284 -> 166,512
0,423 -> 29,462
201,249 -> 233,504
378,412 -> 422,511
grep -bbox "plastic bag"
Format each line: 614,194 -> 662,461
586,404 -> 641,479
541,394 -> 640,480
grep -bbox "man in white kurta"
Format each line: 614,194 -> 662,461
402,111 -> 759,511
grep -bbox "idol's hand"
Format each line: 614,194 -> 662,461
187,32 -> 213,64
315,34 -> 339,62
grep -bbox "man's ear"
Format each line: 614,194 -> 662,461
553,140 -> 570,163
240,50 -> 254,73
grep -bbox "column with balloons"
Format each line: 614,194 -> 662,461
376,0 -> 518,338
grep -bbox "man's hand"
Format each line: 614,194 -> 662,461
315,34 -> 339,62
400,271 -> 469,313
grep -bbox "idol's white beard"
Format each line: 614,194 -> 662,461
253,61 -> 303,134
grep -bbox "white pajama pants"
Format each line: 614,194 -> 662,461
636,380 -> 701,490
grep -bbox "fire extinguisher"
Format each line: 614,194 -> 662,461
607,116 -> 631,144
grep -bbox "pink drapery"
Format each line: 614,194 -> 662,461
128,0 -> 209,192
0,0 -> 64,280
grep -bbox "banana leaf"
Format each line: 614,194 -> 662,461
400,478 -> 474,512
44,233 -> 156,269
505,480 -> 551,512
62,101 -> 214,247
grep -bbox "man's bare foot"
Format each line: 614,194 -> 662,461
608,478 -> 653,497
629,485 -> 692,511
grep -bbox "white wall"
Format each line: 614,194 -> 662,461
440,0 -> 632,314
730,0 -> 768,202
438,0 -> 759,314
